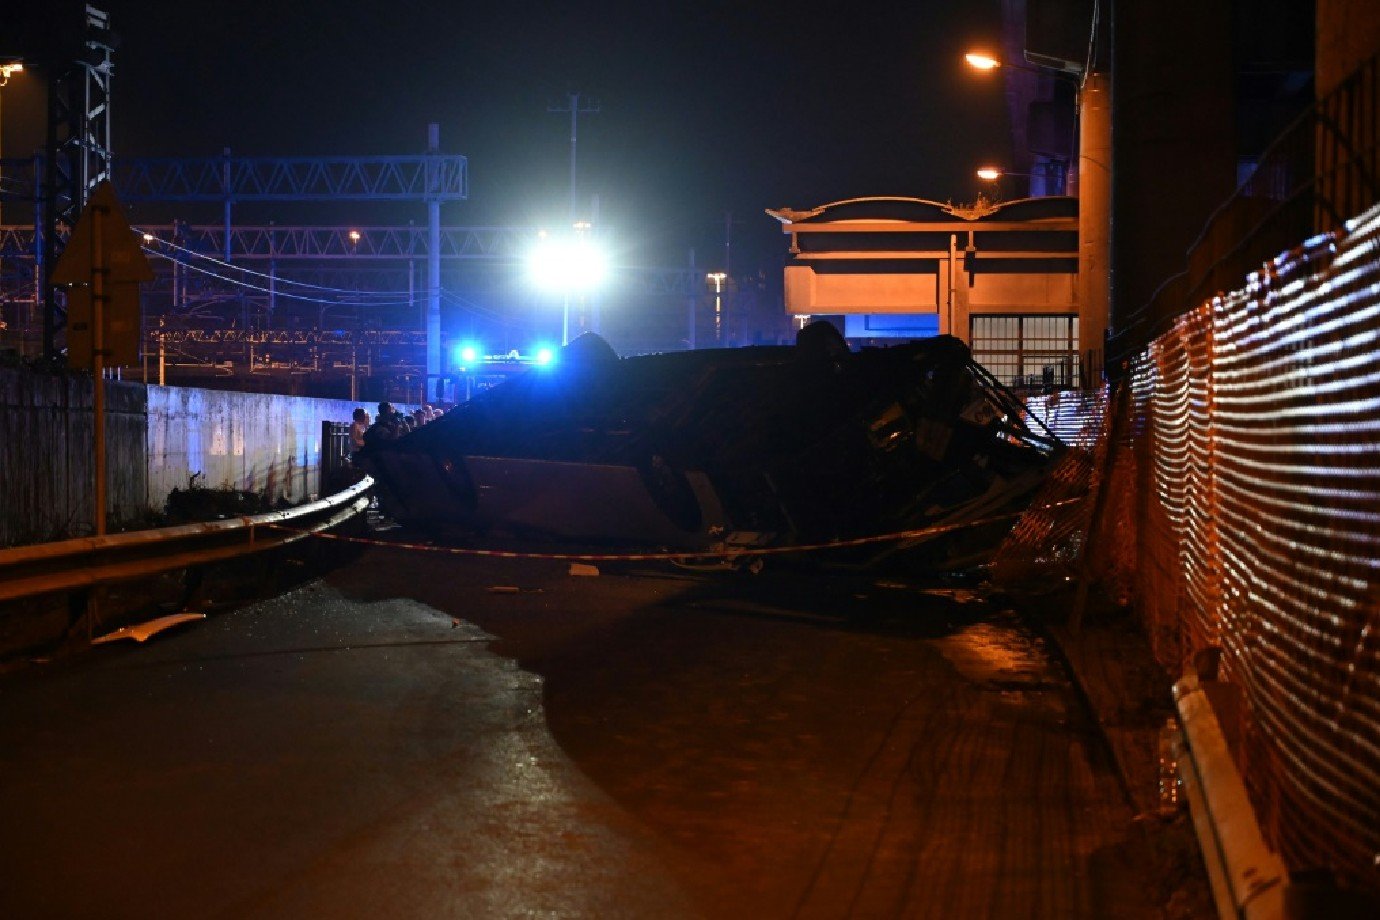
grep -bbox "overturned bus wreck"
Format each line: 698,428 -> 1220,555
356,322 -> 1063,570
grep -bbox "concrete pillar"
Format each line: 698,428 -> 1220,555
1077,72 -> 1111,383
1109,0 -> 1235,345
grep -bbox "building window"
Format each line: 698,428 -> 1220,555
970,314 -> 1080,392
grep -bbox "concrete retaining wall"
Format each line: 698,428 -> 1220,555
0,366 -> 368,547
147,387 -> 361,505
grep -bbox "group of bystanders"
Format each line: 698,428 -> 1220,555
348,401 -> 444,459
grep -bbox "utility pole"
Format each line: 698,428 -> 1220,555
548,92 -> 600,221
724,211 -> 733,277
425,123 -> 442,402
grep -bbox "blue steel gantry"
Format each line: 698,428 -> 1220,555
116,130 -> 467,400
10,125 -> 471,399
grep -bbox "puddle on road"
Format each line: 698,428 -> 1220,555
931,612 -> 1067,692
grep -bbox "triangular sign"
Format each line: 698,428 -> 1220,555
52,181 -> 155,285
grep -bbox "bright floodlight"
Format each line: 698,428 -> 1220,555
976,167 -> 1002,181
534,347 -> 555,366
526,236 -> 608,293
965,52 -> 1001,70
457,343 -> 479,365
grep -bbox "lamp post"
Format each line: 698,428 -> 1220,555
706,271 -> 727,344
965,49 -> 1110,384
966,50 -> 1081,194
0,60 -> 21,192
0,61 -> 22,326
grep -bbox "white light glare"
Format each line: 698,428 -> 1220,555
526,237 -> 608,293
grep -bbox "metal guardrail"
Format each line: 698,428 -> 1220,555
0,476 -> 373,605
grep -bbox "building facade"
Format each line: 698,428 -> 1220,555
768,195 -> 1092,391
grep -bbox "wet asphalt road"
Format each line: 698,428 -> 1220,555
0,547 -> 1160,918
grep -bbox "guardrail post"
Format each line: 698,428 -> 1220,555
67,588 -> 92,640
64,585 -> 108,646
178,566 -> 207,613
1173,670 -> 1289,919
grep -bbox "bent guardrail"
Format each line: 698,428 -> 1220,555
0,476 -> 372,616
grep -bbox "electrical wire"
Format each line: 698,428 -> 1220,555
138,230 -> 421,296
139,231 -> 588,332
144,246 -> 536,330
144,248 -> 424,307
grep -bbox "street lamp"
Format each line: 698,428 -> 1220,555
964,52 -> 1001,71
977,166 -> 1047,182
976,166 -> 1040,201
964,50 -> 1081,80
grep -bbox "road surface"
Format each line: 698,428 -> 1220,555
0,545 -> 1168,918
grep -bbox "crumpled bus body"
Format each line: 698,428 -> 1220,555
356,326 -> 1060,570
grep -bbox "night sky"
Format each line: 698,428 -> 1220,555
5,1 -> 1010,275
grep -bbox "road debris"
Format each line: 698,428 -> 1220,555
92,612 -> 206,645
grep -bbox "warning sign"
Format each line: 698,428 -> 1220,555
53,181 -> 153,369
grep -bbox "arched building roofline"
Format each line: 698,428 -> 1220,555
767,195 -> 1078,225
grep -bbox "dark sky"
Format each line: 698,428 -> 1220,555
5,1 -> 1011,273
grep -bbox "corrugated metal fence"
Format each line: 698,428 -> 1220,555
1004,205 -> 1380,895
0,371 -> 148,545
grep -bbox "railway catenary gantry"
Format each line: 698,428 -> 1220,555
1,121 -> 471,399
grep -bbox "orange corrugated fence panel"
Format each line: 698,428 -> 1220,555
995,205 -> 1380,894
